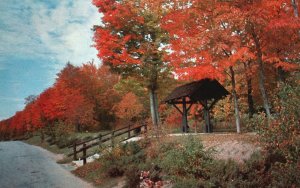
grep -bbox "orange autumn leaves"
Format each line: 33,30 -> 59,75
162,0 -> 299,81
93,0 -> 299,82
113,92 -> 143,122
0,63 -> 144,138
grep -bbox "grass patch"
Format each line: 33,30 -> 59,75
24,135 -> 70,155
23,131 -> 110,164
72,160 -> 123,188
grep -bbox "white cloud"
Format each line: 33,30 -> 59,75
0,0 -> 102,70
31,0 -> 101,68
0,1 -> 49,60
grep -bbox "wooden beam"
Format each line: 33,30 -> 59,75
199,100 -> 208,110
187,103 -> 193,112
208,99 -> 218,110
172,104 -> 183,115
168,101 -> 194,104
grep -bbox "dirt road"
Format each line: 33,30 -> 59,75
0,141 -> 93,188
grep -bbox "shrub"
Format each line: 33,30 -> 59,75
157,137 -> 214,180
269,162 -> 300,187
172,178 -> 200,188
245,112 -> 267,132
107,164 -> 124,177
258,79 -> 300,163
155,138 -> 299,188
98,128 -> 300,187
207,159 -> 242,187
100,141 -> 146,178
124,165 -> 140,188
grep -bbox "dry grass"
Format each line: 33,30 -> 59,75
198,133 -> 261,163
146,132 -> 260,163
73,161 -> 123,188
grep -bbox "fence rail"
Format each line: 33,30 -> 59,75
67,124 -> 147,165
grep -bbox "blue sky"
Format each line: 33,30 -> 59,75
0,0 -> 101,120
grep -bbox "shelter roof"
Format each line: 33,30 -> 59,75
164,79 -> 229,104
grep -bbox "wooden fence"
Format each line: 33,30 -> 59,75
67,124 -> 147,165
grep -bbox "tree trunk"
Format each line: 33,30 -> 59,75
154,92 -> 160,125
229,66 -> 241,133
246,78 -> 255,118
75,119 -> 81,132
257,51 -> 272,121
149,89 -> 159,127
292,0 -> 299,17
277,66 -> 286,83
251,30 -> 272,121
243,62 -> 255,118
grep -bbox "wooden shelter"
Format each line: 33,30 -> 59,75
164,79 -> 229,133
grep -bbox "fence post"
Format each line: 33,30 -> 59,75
83,143 -> 87,165
128,125 -> 131,138
111,131 -> 115,148
98,134 -> 102,147
73,142 -> 77,160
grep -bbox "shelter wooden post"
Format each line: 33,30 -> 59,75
203,100 -> 211,133
182,97 -> 189,133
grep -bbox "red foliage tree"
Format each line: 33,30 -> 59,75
161,0 -> 247,132
0,62 -> 120,138
234,0 -> 300,121
161,0 -> 300,131
92,0 -> 171,127
113,92 -> 143,126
